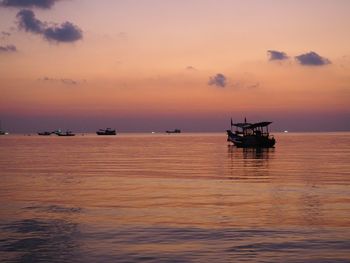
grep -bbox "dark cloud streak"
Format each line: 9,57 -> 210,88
1,0 -> 57,9
39,77 -> 80,85
0,44 -> 17,53
16,9 -> 83,43
1,31 -> 11,36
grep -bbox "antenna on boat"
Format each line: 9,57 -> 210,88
230,118 -> 233,130
244,117 -> 247,123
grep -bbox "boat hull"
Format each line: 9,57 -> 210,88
38,132 -> 52,136
0,130 -> 8,135
166,129 -> 181,134
56,133 -> 75,136
96,131 -> 116,135
227,130 -> 275,148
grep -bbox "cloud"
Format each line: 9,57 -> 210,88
208,73 -> 227,88
44,22 -> 82,42
1,31 -> 11,37
295,51 -> 331,66
39,77 -> 80,85
0,31 -> 11,40
117,31 -> 128,39
16,9 -> 83,43
16,9 -> 44,34
1,0 -> 57,9
267,50 -> 288,61
246,82 -> 260,89
0,44 -> 17,53
61,78 -> 77,85
232,80 -> 260,90
186,66 -> 197,71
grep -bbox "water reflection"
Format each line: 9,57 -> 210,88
0,218 -> 80,262
1,220 -> 349,262
24,205 -> 82,214
300,190 -> 324,226
227,146 -> 274,160
0,133 -> 349,262
227,146 -> 274,180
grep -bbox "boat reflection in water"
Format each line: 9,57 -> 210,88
227,146 -> 274,179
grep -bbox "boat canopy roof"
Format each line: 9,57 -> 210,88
233,121 -> 272,129
233,123 -> 252,128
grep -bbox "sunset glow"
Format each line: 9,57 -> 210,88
1,0 -> 349,132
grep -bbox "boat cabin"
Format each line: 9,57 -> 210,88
232,121 -> 272,137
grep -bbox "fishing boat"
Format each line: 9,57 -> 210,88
166,129 -> 181,134
96,128 -> 116,135
55,130 -> 75,136
38,131 -> 52,136
227,118 -> 275,148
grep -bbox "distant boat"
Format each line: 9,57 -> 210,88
166,129 -> 181,134
55,130 -> 75,136
38,131 -> 52,136
227,118 -> 275,148
96,128 -> 116,135
0,120 -> 8,135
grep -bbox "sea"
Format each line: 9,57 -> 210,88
0,132 -> 349,262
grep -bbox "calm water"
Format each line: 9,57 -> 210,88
0,133 -> 349,262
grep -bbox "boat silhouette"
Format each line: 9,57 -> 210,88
53,130 -> 76,136
227,118 -> 275,148
38,131 -> 52,136
166,129 -> 181,134
96,128 -> 116,135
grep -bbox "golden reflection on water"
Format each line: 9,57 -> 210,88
0,133 -> 350,262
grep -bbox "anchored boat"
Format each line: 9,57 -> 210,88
96,128 -> 116,135
166,129 -> 181,134
0,121 -> 8,135
54,130 -> 76,136
227,118 -> 275,148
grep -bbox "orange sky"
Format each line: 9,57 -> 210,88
0,0 -> 349,132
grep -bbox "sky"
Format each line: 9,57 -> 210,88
0,0 -> 349,132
